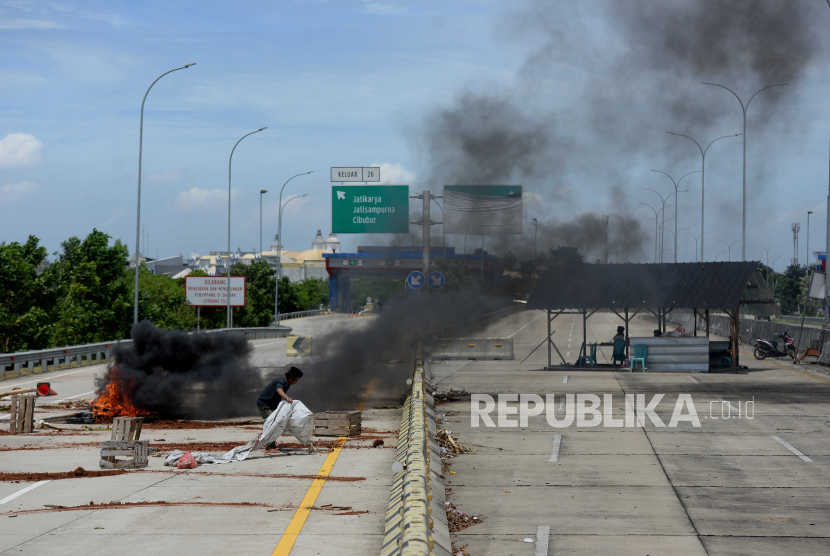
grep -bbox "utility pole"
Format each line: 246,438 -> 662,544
410,190 -> 442,286
807,210 -> 813,267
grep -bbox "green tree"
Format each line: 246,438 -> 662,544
47,229 -> 132,345
0,236 -> 52,352
132,265 -> 197,330
294,277 -> 330,309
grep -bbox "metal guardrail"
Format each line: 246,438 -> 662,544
276,309 -> 331,321
0,325 -> 297,379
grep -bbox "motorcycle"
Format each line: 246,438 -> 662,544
753,330 -> 796,360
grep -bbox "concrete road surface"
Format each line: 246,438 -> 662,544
0,314 -> 410,555
432,309 -> 830,555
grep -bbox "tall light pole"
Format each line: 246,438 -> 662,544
259,189 -> 268,257
756,243 -> 779,269
717,239 -> 740,262
682,231 -> 709,262
227,127 -> 266,328
650,170 -> 699,262
640,202 -> 661,263
667,132 -> 741,261
702,81 -> 789,261
807,210 -> 813,266
821,0 -> 830,320
133,62 -> 195,324
274,171 -> 313,326
644,188 -> 683,262
715,250 -> 726,261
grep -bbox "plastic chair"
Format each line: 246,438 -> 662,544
577,343 -> 597,367
719,355 -> 733,369
629,344 -> 647,372
612,339 -> 626,367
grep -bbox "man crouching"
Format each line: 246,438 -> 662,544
256,366 -> 303,450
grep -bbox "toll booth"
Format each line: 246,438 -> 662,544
324,246 -> 505,312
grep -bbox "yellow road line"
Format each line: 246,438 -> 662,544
745,351 -> 830,384
271,377 -> 378,556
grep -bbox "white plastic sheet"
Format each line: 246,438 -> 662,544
164,400 -> 315,466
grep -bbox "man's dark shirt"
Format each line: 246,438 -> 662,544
257,376 -> 290,410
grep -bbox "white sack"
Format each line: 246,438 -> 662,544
164,400 -> 314,466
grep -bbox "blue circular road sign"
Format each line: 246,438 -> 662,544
428,271 -> 446,289
407,271 -> 425,290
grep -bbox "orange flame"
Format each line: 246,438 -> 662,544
92,366 -> 157,423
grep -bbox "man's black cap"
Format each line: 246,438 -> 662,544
617,326 -> 625,332
288,367 -> 304,378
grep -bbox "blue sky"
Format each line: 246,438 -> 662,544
3,0 -> 830,269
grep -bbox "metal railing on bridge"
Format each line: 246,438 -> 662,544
0,323 -> 315,379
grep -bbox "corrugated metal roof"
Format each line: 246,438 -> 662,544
527,262 -> 779,315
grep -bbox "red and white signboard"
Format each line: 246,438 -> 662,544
185,276 -> 246,307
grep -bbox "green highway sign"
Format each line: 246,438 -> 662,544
332,185 -> 410,234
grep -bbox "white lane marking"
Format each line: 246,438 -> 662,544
548,435 -> 562,463
566,352 -> 570,357
0,481 -> 50,504
507,313 -> 544,339
772,436 -> 814,463
558,397 -> 565,411
55,390 -> 96,403
687,376 -> 699,384
252,341 -> 283,348
535,525 -> 550,556
562,376 -> 568,384
716,397 -> 738,413
2,367 -> 99,389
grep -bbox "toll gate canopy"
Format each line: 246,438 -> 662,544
526,262 -> 779,370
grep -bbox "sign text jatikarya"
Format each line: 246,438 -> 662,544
185,276 -> 246,307
332,185 -> 409,233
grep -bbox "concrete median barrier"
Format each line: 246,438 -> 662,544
429,338 -> 513,360
286,336 -> 312,357
381,353 -> 451,556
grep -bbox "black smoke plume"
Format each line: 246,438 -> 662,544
97,321 -> 264,420
270,288 -> 508,412
414,0 -> 824,263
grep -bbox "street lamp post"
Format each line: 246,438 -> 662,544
533,218 -> 538,264
133,63 -> 195,325
702,81 -> 789,260
640,203 -> 661,263
667,132 -> 741,261
757,243 -> 779,270
717,239 -> 741,262
650,170 -> 700,262
259,189 -> 268,256
644,187 -> 684,262
274,171 -> 314,326
682,231 -> 709,262
227,127 -> 267,328
715,251 -> 726,261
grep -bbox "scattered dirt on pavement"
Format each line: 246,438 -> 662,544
143,420 -> 259,430
2,500 -> 272,516
334,510 -> 370,516
446,502 -> 482,532
0,467 -> 131,482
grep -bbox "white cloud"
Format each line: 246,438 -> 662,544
0,19 -> 62,29
370,162 -> 417,185
175,187 -> 238,212
0,181 -> 37,202
0,133 -> 44,169
148,169 -> 189,184
100,208 -> 126,228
